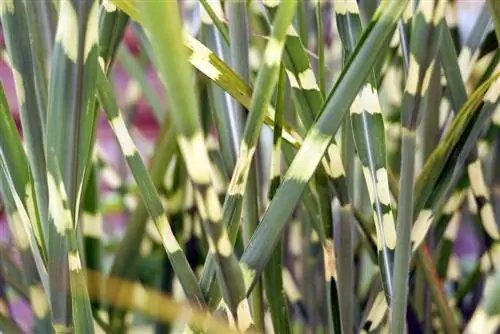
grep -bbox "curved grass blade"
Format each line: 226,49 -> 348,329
96,67 -> 205,309
0,110 -> 51,332
0,156 -> 49,296
239,0 -> 408,296
409,81 -> 499,333
0,0 -> 48,252
411,66 -> 500,251
107,118 -> 178,328
0,175 -> 51,332
110,0 -> 302,150
439,18 -> 500,244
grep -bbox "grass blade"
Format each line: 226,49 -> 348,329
263,64 -> 290,334
335,0 -> 398,305
96,68 -> 205,309
0,0 -> 48,252
110,0 -> 302,150
391,1 -> 445,331
225,0 -> 265,328
138,1 -> 256,329
240,0 -> 408,296
81,162 -> 102,316
45,1 -> 100,327
98,6 -> 129,72
47,155 -> 94,333
411,70 -> 500,250
139,1 -> 297,329
0,86 -> 51,330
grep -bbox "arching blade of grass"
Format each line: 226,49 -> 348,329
0,86 -> 51,331
390,1 -> 446,332
0,86 -> 45,264
411,25 -> 500,251
0,174 -> 51,332
239,0 -> 408,295
110,0 -> 302,150
439,19 -> 500,245
412,72 -> 500,251
0,0 -> 48,253
106,117 -> 177,331
335,0 -> 398,306
45,1 -> 100,328
183,34 -> 302,150
96,68 -> 205,310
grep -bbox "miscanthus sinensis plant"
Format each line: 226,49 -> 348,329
0,0 -> 499,333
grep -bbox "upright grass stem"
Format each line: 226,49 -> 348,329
225,0 -> 265,328
391,2 -> 446,331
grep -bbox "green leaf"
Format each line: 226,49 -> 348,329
239,0 -> 408,296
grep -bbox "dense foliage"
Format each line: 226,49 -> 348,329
0,0 -> 499,333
